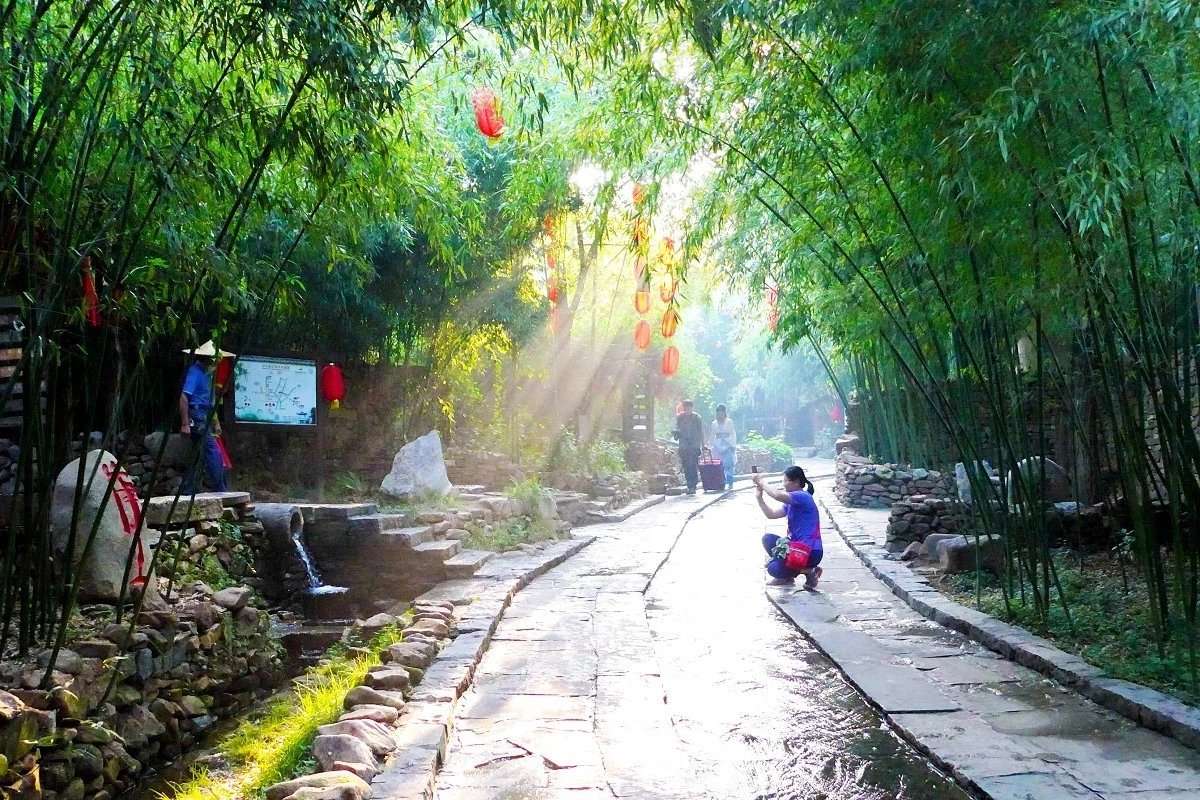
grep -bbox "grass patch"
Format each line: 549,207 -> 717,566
940,555 -> 1200,706
464,516 -> 560,552
163,623 -> 407,800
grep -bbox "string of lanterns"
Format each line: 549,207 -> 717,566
544,214 -> 565,335
628,183 -> 682,377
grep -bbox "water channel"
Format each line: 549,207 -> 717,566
646,492 -> 970,800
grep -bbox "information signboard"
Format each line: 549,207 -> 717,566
232,356 -> 317,426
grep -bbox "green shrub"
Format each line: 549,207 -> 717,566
586,439 -> 627,479
743,431 -> 793,468
547,429 -> 628,479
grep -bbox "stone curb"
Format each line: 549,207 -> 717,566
367,535 -> 595,799
817,494 -> 1200,753
587,493 -> 665,524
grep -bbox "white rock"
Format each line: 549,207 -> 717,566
380,431 -> 452,499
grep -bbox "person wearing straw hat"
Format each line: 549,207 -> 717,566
179,340 -> 233,493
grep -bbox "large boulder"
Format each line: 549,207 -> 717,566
380,431 -> 452,499
142,432 -> 194,469
938,534 -> 1005,574
1007,457 -> 1072,507
51,451 -> 159,602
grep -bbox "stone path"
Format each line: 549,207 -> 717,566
771,480 -> 1200,799
429,483 -> 966,800
431,492 -> 713,800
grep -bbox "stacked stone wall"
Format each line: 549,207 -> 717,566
885,495 -> 972,551
0,493 -> 285,800
835,450 -> 955,509
443,448 -> 527,491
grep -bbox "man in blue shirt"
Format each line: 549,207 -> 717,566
179,340 -> 230,493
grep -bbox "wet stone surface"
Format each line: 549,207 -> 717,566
431,488 -> 968,800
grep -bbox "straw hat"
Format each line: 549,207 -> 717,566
183,340 -> 235,358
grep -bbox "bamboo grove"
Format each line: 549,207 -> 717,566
575,0 -> 1200,683
5,0 -> 1200,690
0,0 -> 626,665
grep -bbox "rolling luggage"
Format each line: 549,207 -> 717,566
698,448 -> 726,492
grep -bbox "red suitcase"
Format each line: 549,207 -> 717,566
698,448 -> 726,492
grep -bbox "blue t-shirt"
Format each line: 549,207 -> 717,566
182,362 -> 214,429
786,490 -> 822,551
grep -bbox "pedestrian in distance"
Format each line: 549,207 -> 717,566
755,466 -> 823,589
710,403 -> 737,490
179,340 -> 232,493
673,399 -> 704,495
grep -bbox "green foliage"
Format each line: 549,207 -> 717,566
464,516 -> 559,553
165,624 -> 406,800
505,477 -> 552,519
742,431 -> 793,468
944,558 -> 1199,706
547,430 -> 628,479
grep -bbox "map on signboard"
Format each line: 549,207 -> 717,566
233,356 -> 317,426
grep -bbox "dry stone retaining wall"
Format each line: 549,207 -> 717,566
0,492 -> 286,800
835,450 -> 955,509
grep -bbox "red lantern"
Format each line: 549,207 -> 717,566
634,288 -> 651,315
81,256 -> 101,328
658,277 -> 678,303
661,346 -> 680,377
660,307 -> 680,338
634,255 -> 647,280
320,363 -> 346,411
768,306 -> 780,332
632,183 -> 646,207
471,88 -> 505,140
214,356 -> 234,392
634,320 -> 651,351
547,275 -> 560,304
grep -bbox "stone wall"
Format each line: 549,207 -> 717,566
835,450 -> 955,509
885,495 -> 971,552
624,440 -> 679,494
443,448 -> 527,491
0,493 -> 286,800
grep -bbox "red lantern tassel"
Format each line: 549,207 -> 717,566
81,256 -> 101,328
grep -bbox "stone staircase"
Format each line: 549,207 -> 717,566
298,502 -> 494,608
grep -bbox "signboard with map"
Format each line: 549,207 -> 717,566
232,356 -> 317,426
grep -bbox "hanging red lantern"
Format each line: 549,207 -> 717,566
81,256 -> 101,328
632,183 -> 646,207
766,285 -> 778,307
543,214 -> 557,238
660,307 -> 680,338
634,320 -> 652,351
471,88 -> 505,140
634,288 -> 651,315
547,275 -> 560,304
659,277 -> 678,303
768,306 -> 781,332
214,356 -> 235,392
320,363 -> 346,411
661,346 -> 680,377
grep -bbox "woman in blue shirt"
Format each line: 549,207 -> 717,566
754,466 -> 823,589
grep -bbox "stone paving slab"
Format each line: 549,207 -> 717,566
774,481 -> 1200,799
428,493 -> 721,800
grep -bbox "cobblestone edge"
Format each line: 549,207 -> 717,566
366,534 -> 597,799
817,494 -> 1200,753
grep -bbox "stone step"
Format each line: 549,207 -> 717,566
372,526 -> 435,548
442,549 -> 494,579
411,539 -> 462,562
346,512 -> 411,536
296,502 -> 378,524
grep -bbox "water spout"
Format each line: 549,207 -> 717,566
292,529 -> 322,589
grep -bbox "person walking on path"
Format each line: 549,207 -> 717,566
710,404 -> 737,490
674,399 -> 704,495
179,340 -> 231,493
755,466 -> 822,588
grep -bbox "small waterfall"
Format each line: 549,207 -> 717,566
291,529 -> 322,589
